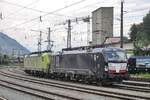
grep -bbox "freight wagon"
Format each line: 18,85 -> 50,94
128,56 -> 150,74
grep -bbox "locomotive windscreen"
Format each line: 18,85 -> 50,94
104,49 -> 127,62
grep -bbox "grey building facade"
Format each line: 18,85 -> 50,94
92,7 -> 114,45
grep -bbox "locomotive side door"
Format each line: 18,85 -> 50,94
48,55 -> 59,73
94,53 -> 105,79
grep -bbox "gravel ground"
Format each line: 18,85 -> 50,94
2,67 -> 150,100
0,74 -> 118,100
4,69 -> 150,99
0,85 -> 45,100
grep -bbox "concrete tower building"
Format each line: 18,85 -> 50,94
92,7 -> 114,45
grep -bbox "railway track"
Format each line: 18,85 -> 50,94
0,72 -> 82,100
0,70 -> 150,100
113,84 -> 150,93
11,68 -> 150,87
123,80 -> 150,87
0,79 -> 82,100
0,97 -> 7,100
9,68 -> 150,93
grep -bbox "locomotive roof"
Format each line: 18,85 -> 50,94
25,52 -> 52,57
24,47 -> 125,56
62,47 -> 124,55
28,50 -> 52,55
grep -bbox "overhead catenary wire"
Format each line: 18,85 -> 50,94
1,0 -> 149,31
2,13 -> 146,30
0,0 -> 75,20
0,0 -> 40,10
67,0 -> 106,13
1,0 -> 40,20
1,0 -> 87,31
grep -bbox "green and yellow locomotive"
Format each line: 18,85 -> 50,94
24,52 -> 51,76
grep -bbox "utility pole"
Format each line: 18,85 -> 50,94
87,20 -> 90,45
83,16 -> 90,45
47,27 -> 51,51
120,0 -> 124,48
67,19 -> 71,48
55,16 -> 91,48
0,12 -> 2,20
38,31 -> 42,52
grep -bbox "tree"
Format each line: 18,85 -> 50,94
143,11 -> 150,40
133,31 -> 149,56
129,23 -> 143,41
134,31 -> 149,49
129,24 -> 138,41
129,11 -> 150,55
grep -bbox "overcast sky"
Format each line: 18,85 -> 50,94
0,0 -> 150,52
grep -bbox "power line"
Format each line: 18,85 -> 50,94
0,0 -> 40,11
0,0 -> 75,20
124,7 -> 150,14
2,0 -> 148,31
54,16 -> 90,48
2,0 -> 40,20
68,0 -> 106,13
0,0 -> 41,15
40,0 -> 87,18
1,0 -> 87,31
2,12 -> 146,33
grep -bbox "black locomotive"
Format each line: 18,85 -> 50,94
24,47 -> 129,85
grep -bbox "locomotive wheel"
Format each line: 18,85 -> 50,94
96,81 -> 108,86
96,82 -> 103,86
87,79 -> 93,85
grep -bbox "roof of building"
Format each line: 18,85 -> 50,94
104,36 -> 130,44
105,37 -> 121,44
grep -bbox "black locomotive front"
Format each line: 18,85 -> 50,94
102,48 -> 129,82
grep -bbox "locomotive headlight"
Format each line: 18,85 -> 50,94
105,66 -> 108,71
121,63 -> 127,69
108,63 -> 116,67
120,66 -> 126,70
108,63 -> 113,66
108,63 -> 116,71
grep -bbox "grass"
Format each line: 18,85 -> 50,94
130,73 -> 150,78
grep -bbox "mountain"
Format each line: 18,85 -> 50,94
0,32 -> 30,56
